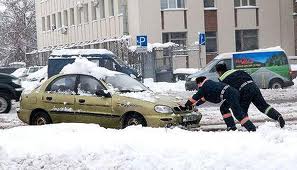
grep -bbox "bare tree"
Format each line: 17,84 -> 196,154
0,0 -> 37,66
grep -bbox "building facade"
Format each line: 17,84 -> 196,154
35,0 -> 295,68
293,0 -> 297,56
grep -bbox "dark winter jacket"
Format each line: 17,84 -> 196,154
219,70 -> 253,90
185,80 -> 229,107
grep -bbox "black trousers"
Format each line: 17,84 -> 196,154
220,83 -> 270,116
220,87 -> 247,121
240,83 -> 270,114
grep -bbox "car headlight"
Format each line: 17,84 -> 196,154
154,105 -> 173,114
190,77 -> 196,81
12,78 -> 21,86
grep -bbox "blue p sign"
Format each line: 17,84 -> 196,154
199,33 -> 206,45
137,36 -> 148,47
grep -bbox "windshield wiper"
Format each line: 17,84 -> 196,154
119,89 -> 146,93
119,90 -> 133,93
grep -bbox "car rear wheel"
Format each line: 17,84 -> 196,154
31,111 -> 52,125
123,113 -> 146,128
269,79 -> 283,89
0,93 -> 11,113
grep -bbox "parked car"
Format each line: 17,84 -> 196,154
186,47 -> 294,90
18,73 -> 201,128
48,49 -> 141,79
0,73 -> 23,113
11,66 -> 44,80
26,66 -> 47,82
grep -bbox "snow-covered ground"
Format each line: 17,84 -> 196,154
1,73 -> 297,169
1,123 -> 297,169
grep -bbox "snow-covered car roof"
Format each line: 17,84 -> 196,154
51,49 -> 114,56
215,46 -> 285,60
60,58 -> 122,80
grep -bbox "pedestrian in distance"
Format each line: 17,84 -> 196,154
180,76 -> 256,132
215,63 -> 285,128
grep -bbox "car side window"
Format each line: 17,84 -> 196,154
78,75 -> 105,95
99,59 -> 117,71
46,75 -> 76,94
223,59 -> 232,70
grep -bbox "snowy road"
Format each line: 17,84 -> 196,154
1,80 -> 297,169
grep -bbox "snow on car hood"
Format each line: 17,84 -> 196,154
119,91 -> 183,107
60,57 -> 120,80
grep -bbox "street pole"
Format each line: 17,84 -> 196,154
198,45 -> 202,68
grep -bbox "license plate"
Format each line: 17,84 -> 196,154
183,114 -> 199,122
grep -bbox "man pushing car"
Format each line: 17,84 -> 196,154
215,63 -> 285,129
180,76 -> 256,132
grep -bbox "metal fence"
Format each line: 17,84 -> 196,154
25,41 -> 195,82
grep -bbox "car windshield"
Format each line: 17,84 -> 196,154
202,59 -> 219,71
105,74 -> 148,92
113,57 -> 127,66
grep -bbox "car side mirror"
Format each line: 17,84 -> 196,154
95,89 -> 111,98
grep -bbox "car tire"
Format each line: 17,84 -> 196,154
0,93 -> 12,113
269,79 -> 283,89
31,111 -> 52,125
123,113 -> 147,128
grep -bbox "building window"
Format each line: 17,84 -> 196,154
118,0 -> 124,15
63,10 -> 68,26
70,8 -> 75,25
100,0 -> 105,19
234,0 -> 256,7
161,0 -> 185,10
51,14 -> 56,30
204,0 -> 215,8
57,12 -> 62,28
109,0 -> 114,16
162,32 -> 187,47
77,6 -> 83,24
83,4 -> 89,23
206,32 -> 217,53
92,2 -> 98,20
236,29 -> 258,51
47,15 -> 51,30
42,17 -> 46,31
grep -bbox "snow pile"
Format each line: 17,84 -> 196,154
1,123 -> 297,169
144,78 -> 187,92
119,91 -> 157,103
129,42 -> 178,52
60,57 -> 119,80
173,68 -> 200,74
26,66 -> 47,81
10,68 -> 26,78
21,81 -> 41,94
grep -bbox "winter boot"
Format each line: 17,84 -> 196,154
223,114 -> 237,131
227,126 -> 237,131
266,108 -> 285,128
242,120 -> 256,132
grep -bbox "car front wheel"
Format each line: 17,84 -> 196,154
31,111 -> 52,125
0,93 -> 11,113
123,113 -> 146,128
269,79 -> 283,89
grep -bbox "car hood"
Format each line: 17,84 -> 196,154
118,91 -> 183,107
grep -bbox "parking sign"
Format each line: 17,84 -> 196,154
137,35 -> 148,47
198,32 -> 206,45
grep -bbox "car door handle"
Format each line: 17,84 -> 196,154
78,99 -> 85,103
46,97 -> 52,101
